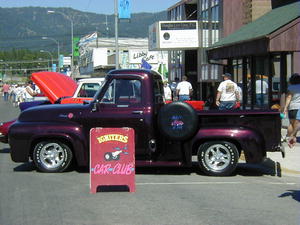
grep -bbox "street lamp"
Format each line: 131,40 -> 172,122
41,36 -> 60,67
40,50 -> 53,71
47,10 -> 74,74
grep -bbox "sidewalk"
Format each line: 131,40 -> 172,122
258,128 -> 300,177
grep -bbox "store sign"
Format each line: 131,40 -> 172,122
63,57 -> 71,66
149,21 -> 199,50
90,127 -> 135,193
129,49 -> 158,64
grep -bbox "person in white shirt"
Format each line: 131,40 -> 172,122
24,81 -> 37,102
176,76 -> 193,101
163,80 -> 172,101
216,73 -> 240,110
256,76 -> 269,106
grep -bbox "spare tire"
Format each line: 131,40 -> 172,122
158,101 -> 198,141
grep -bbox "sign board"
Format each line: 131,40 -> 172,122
93,48 -> 108,67
129,49 -> 158,64
63,57 -> 71,66
90,127 -> 135,193
149,21 -> 199,50
52,63 -> 56,72
73,37 -> 80,57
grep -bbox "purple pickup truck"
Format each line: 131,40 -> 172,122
9,69 -> 284,176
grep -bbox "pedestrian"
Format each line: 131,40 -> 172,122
176,76 -> 193,101
15,84 -> 25,106
24,81 -> 37,102
170,77 -> 179,100
215,73 -> 240,110
2,82 -> 10,102
288,112 -> 300,148
163,80 -> 172,101
256,75 -> 269,106
282,73 -> 300,142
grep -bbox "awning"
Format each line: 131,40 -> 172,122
207,2 -> 300,60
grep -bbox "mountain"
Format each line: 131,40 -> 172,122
0,7 -> 167,51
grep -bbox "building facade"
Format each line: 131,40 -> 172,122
167,0 -> 279,106
78,36 -> 168,77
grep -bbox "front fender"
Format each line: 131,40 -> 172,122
30,130 -> 87,167
191,127 -> 265,163
9,122 -> 88,166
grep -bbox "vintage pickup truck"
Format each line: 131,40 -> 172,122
9,69 -> 284,176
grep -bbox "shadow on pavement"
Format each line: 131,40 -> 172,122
278,190 -> 300,202
0,148 -> 10,153
13,162 -> 35,172
236,159 -> 280,177
14,160 -> 280,177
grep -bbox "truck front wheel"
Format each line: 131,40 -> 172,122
33,140 -> 73,173
197,141 -> 239,176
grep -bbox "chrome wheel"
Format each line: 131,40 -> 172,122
33,140 -> 73,172
204,144 -> 231,171
197,141 -> 239,176
40,143 -> 65,169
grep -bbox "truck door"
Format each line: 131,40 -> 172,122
90,78 -> 148,159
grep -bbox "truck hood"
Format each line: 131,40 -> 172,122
18,103 -> 89,122
31,72 -> 78,103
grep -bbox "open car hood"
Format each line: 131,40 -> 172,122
31,72 -> 78,103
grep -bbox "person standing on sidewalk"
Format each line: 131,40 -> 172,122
163,80 -> 172,101
215,73 -> 240,110
1,82 -> 10,102
176,76 -> 193,101
282,73 -> 300,141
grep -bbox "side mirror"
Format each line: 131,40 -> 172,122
91,101 -> 99,112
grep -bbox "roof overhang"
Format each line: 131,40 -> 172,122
207,2 -> 300,60
207,37 -> 269,60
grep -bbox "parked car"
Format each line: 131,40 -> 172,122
9,69 -> 284,176
0,72 -> 105,143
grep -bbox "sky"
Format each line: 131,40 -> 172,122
0,0 -> 180,14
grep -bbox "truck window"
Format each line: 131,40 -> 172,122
153,77 -> 164,104
100,79 -> 141,105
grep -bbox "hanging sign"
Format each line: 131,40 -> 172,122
119,0 -> 131,19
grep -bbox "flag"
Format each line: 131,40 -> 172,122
158,63 -> 168,78
141,59 -> 152,70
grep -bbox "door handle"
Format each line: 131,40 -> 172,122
132,111 -> 143,115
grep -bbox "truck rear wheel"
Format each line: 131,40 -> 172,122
197,141 -> 239,176
158,101 -> 198,141
33,140 -> 73,173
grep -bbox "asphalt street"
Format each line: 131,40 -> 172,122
0,98 -> 300,225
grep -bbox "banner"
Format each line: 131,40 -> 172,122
73,37 -> 80,57
119,0 -> 131,19
79,32 -> 98,47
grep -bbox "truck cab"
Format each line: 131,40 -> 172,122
79,70 -> 164,160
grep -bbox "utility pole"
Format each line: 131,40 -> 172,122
114,0 -> 119,69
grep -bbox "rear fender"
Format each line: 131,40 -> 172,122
191,127 -> 266,163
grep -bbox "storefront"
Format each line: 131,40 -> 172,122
207,2 -> 300,109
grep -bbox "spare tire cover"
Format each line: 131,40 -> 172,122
158,101 -> 199,141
